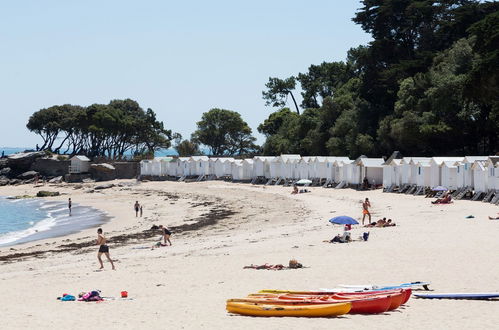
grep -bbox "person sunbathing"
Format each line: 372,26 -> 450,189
324,234 -> 342,243
432,193 -> 452,204
291,185 -> 298,194
383,219 -> 396,227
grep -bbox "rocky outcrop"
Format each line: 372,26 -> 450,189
32,158 -> 70,177
90,163 -> 116,181
7,152 -> 45,172
48,176 -> 63,183
91,163 -> 115,172
94,183 -> 115,190
0,167 -> 11,176
36,191 -> 60,197
18,170 -> 39,179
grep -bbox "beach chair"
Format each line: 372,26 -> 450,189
482,190 -> 495,203
471,191 -> 484,201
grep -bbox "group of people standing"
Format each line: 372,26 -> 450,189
65,198 -> 173,270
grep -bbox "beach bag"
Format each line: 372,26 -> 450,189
363,232 -> 370,241
61,295 -> 75,301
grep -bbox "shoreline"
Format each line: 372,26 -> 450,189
0,197 -> 110,248
0,180 -> 498,329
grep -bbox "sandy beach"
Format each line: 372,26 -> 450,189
0,180 -> 498,329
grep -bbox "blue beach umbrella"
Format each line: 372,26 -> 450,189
329,216 -> 359,225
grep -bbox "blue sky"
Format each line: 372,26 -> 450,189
0,0 -> 371,148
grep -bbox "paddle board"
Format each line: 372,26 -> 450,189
414,293 -> 499,300
337,281 -> 431,291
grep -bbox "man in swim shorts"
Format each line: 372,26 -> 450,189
158,225 -> 172,246
96,228 -> 115,270
68,198 -> 72,216
362,198 -> 371,225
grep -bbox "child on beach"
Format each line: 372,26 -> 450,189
96,228 -> 115,270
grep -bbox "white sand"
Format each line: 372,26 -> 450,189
0,180 -> 498,329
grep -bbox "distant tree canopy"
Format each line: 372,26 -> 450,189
260,0 -> 499,157
172,133 -> 202,157
27,99 -> 172,158
192,108 -> 258,156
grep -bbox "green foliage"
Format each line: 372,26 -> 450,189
192,109 -> 258,156
262,77 -> 300,114
27,99 -> 171,158
173,133 -> 202,157
259,0 -> 498,157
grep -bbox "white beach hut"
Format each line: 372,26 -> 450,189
269,154 -> 301,179
415,160 -> 432,187
298,157 -> 314,179
252,156 -> 274,178
333,160 -> 353,183
440,161 -> 459,190
189,156 -> 210,176
485,157 -> 499,191
69,155 -> 91,174
214,158 -> 235,177
472,161 -> 488,192
314,157 -> 350,180
139,160 -> 152,176
230,160 -> 244,180
401,157 -> 431,185
157,157 -> 174,176
382,159 -> 403,188
356,158 -> 384,186
429,157 -> 464,188
242,159 -> 254,180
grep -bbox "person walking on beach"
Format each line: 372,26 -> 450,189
158,225 -> 172,246
362,198 -> 371,225
140,205 -> 143,217
96,228 -> 115,270
68,198 -> 72,216
134,201 -> 140,217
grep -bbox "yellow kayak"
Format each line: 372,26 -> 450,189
226,301 -> 351,317
257,289 -> 316,295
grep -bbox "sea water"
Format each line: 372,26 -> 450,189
0,196 -> 108,247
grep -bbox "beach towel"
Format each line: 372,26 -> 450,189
60,295 -> 75,301
79,291 -> 103,302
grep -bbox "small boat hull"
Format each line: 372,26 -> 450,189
226,301 -> 351,317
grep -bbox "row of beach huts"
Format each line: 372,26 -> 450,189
139,154 -> 499,204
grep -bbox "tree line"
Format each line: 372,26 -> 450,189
27,99 -> 172,158
260,0 -> 498,157
27,1 -> 498,158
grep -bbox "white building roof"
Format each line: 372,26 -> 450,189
463,156 -> 489,163
431,157 -> 464,166
71,155 -> 90,161
279,154 -> 301,161
356,158 -> 385,167
216,158 -> 235,163
386,159 -> 402,166
440,161 -> 457,168
253,156 -> 275,162
408,157 -> 432,165
190,156 -> 209,161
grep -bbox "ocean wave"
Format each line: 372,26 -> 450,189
0,214 -> 57,246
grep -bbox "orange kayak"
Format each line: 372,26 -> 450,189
229,295 -> 392,314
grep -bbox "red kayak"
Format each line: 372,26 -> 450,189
335,288 -> 412,305
228,295 -> 392,314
